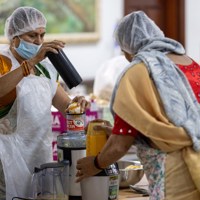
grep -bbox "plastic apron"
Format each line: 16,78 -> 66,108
0,64 -> 57,200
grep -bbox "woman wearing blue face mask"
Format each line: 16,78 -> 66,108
0,6 -> 89,199
14,36 -> 42,59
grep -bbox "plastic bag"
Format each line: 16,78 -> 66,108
93,55 -> 129,102
0,118 -> 12,134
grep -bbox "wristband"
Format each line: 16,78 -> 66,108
94,154 -> 104,170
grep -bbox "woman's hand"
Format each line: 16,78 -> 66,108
66,96 -> 90,113
76,156 -> 101,182
28,40 -> 65,66
0,118 -> 12,134
85,119 -> 113,137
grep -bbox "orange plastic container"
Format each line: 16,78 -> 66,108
86,122 -> 107,156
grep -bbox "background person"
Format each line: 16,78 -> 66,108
93,55 -> 129,103
0,6 -> 89,199
76,11 -> 200,200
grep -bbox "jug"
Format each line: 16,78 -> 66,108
32,161 -> 69,200
86,121 -> 107,156
81,163 -> 120,200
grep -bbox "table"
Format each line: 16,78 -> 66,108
119,188 -> 149,200
119,173 -> 149,200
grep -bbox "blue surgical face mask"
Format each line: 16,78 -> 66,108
14,37 -> 42,59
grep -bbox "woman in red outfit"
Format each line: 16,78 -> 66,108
76,11 -> 200,199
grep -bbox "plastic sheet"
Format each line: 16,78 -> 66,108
0,74 -> 57,200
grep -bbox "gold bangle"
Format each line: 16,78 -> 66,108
21,60 -> 30,76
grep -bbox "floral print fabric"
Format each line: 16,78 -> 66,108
135,139 -> 166,200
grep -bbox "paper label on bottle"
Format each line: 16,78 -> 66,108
108,175 -> 119,200
66,114 -> 85,133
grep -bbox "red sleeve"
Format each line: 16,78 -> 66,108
112,114 -> 138,137
177,61 -> 200,103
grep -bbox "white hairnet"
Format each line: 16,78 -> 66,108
114,11 -> 164,54
4,6 -> 47,41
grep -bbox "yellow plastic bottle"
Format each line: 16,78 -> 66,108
86,122 -> 107,156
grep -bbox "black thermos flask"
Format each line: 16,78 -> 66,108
47,49 -> 82,89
